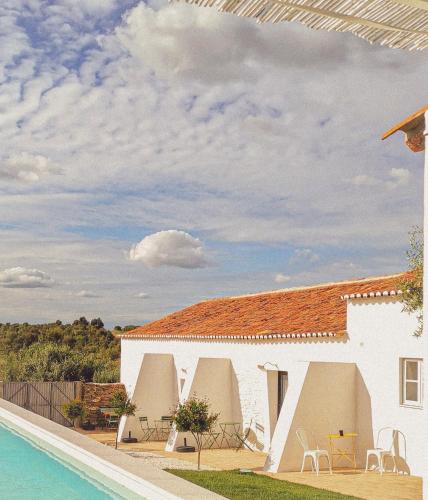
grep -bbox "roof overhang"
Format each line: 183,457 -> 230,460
382,103 -> 428,152
175,0 -> 428,50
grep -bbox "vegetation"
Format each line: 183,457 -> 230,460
0,317 -> 121,382
167,470 -> 358,499
172,396 -> 219,470
62,399 -> 86,428
110,389 -> 137,449
397,226 -> 423,336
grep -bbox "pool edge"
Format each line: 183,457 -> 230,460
0,399 -> 224,500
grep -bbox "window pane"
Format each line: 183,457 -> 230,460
406,381 -> 418,402
406,361 -> 419,381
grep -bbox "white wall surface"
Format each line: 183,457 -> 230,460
121,296 -> 425,475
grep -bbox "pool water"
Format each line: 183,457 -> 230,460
0,423 -> 125,499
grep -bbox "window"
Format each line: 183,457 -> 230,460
401,358 -> 423,408
277,371 -> 288,417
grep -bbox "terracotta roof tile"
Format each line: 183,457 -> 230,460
122,273 -> 408,341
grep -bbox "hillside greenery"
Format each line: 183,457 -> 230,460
0,317 -> 127,382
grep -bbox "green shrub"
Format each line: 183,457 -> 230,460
62,399 -> 86,428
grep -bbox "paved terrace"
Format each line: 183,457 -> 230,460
83,430 -> 422,500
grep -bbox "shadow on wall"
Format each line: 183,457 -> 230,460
174,357 -> 243,450
275,362 -> 375,472
394,430 -> 410,474
121,353 -> 178,441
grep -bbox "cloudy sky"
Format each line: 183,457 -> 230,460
0,0 -> 426,327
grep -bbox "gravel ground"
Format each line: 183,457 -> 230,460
125,451 -> 218,471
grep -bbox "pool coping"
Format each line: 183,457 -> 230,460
0,399 -> 224,500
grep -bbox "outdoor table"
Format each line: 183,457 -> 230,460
154,419 -> 173,440
202,430 -> 221,449
219,422 -> 241,448
328,432 -> 358,469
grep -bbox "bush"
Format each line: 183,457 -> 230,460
172,396 -> 219,469
62,399 -> 86,428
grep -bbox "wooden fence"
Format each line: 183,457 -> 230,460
0,381 -> 83,427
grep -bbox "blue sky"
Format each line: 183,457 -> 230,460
0,0 -> 426,327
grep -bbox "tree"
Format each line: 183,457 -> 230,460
62,399 -> 86,428
110,389 -> 137,449
90,318 -> 104,329
397,226 -> 423,336
172,396 -> 219,470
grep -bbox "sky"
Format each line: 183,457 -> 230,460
0,0 -> 427,327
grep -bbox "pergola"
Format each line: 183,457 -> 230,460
176,0 -> 428,50
177,0 -> 428,492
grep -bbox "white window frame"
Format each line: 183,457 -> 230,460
400,358 -> 423,408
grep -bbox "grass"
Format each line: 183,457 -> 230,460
166,469 -> 359,499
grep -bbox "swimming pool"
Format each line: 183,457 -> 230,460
0,422 -> 129,499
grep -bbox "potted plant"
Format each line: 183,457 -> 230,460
172,396 -> 219,470
110,390 -> 137,449
81,418 -> 96,431
62,399 -> 86,428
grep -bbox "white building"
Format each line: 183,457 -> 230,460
119,272 -> 425,476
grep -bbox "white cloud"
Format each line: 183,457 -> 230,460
290,249 -> 320,265
130,230 -> 208,268
116,2 -> 369,84
0,153 -> 59,183
136,292 -> 150,299
351,168 -> 410,190
76,290 -> 100,298
0,267 -> 54,288
274,273 -> 291,284
389,168 -> 410,187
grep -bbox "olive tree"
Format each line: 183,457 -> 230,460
397,226 -> 423,336
110,389 -> 136,449
172,396 -> 219,470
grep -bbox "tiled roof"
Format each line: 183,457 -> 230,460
122,273 -> 407,341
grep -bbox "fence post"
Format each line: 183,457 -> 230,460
25,383 -> 29,410
49,383 -> 53,421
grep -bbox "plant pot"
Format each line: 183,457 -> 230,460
81,422 -> 96,431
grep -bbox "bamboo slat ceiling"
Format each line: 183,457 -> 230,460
174,0 -> 428,50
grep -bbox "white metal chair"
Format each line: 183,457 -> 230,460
365,427 -> 397,474
296,428 -> 332,475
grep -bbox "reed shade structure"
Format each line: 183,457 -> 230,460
174,0 -> 428,50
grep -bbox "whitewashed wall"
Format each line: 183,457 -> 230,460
120,297 -> 425,475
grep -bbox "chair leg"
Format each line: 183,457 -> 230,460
325,454 -> 333,475
315,457 -> 320,476
301,454 -> 306,473
379,454 -> 383,475
365,453 -> 369,473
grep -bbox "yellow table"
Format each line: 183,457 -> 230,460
328,433 -> 358,469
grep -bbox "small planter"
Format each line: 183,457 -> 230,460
81,422 -> 96,431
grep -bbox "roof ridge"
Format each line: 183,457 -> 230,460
207,272 -> 406,302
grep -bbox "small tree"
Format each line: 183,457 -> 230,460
110,389 -> 136,449
397,226 -> 423,336
62,399 -> 86,428
172,396 -> 219,470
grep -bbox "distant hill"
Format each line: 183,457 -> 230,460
0,317 -> 128,383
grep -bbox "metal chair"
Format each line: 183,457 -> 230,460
158,416 -> 173,440
296,428 -> 332,475
106,414 -> 120,429
365,427 -> 397,474
139,416 -> 156,441
235,419 -> 254,452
